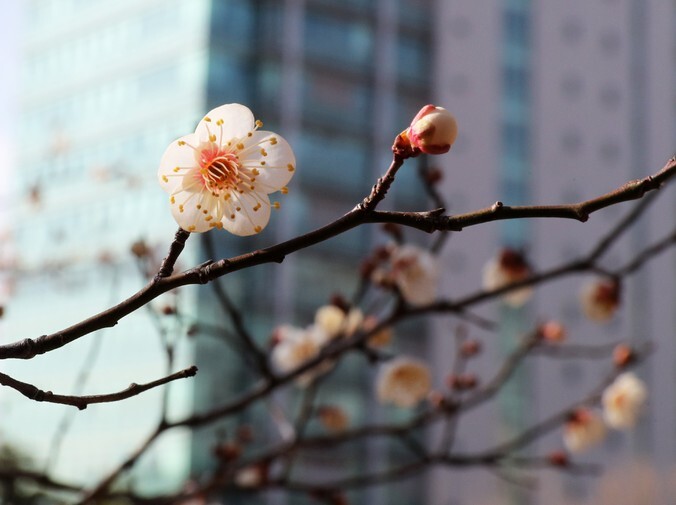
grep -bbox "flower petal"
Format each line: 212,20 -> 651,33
220,191 -> 271,236
195,104 -> 255,144
170,188 -> 222,233
239,131 -> 296,192
158,134 -> 198,193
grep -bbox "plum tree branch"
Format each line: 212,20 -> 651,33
0,157 -> 672,363
0,366 -> 197,410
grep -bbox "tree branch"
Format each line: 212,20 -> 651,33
0,366 -> 197,410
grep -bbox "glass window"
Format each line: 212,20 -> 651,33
397,36 -> 429,84
295,132 -> 368,195
304,12 -> 373,70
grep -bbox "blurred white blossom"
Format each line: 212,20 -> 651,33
271,325 -> 332,386
563,408 -> 606,453
580,278 -> 621,322
482,248 -> 533,307
389,244 -> 439,306
602,372 -> 647,429
314,305 -> 363,340
376,356 -> 432,408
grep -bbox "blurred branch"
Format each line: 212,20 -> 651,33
0,366 -> 197,410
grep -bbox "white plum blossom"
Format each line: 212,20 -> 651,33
406,105 -> 458,155
482,248 -> 533,307
390,245 -> 439,306
314,305 -> 364,340
602,372 -> 647,429
271,325 -> 333,386
376,356 -> 432,408
158,103 -> 295,235
580,278 -> 621,323
563,408 -> 606,454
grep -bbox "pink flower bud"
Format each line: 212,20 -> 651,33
406,105 -> 458,155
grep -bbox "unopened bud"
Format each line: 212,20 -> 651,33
539,321 -> 566,343
427,390 -> 446,409
548,451 -> 569,467
406,105 -> 458,155
460,339 -> 482,358
213,442 -> 241,461
613,344 -> 635,368
447,373 -> 479,391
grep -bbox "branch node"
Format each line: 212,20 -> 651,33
492,201 -> 503,212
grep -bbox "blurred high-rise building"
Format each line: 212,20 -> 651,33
1,0 -> 433,502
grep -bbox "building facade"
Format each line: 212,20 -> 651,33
432,1 -> 676,504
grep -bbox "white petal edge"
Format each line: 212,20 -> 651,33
195,104 -> 255,144
158,134 -> 198,194
239,131 -> 296,192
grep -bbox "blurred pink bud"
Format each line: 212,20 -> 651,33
407,105 -> 458,155
539,321 -> 567,343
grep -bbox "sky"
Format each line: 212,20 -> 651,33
0,0 -> 22,189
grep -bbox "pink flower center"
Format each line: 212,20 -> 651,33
198,146 -> 240,193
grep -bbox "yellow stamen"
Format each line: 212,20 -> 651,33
236,143 -> 244,150
179,205 -> 184,212
216,119 -> 224,125
204,116 -> 211,122
162,175 -> 168,182
273,202 -> 280,209
173,167 -> 180,173
188,225 -> 196,231
254,225 -> 262,233
287,164 -> 295,172
255,119 -> 263,128
170,196 -> 175,204
281,187 -> 288,195
270,137 -> 278,145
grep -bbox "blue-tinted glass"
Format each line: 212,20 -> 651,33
397,36 -> 429,84
296,131 -> 367,195
304,12 -> 373,70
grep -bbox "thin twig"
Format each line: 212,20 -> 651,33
0,366 -> 197,410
